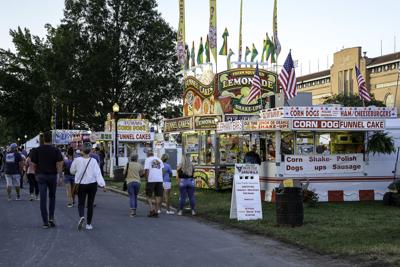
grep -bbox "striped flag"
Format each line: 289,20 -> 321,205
279,51 -> 297,99
355,65 -> 371,102
247,63 -> 261,104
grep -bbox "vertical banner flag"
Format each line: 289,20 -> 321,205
251,43 -> 258,62
227,48 -> 235,69
247,63 -> 261,104
205,35 -> 211,63
209,0 -> 217,64
197,37 -> 204,65
271,37 -> 277,63
245,46 -> 251,62
177,0 -> 186,69
261,39 -> 266,63
238,0 -> 243,67
279,51 -> 297,99
191,41 -> 196,67
355,65 -> 371,102
185,43 -> 190,70
265,33 -> 274,63
219,28 -> 229,55
273,0 -> 281,57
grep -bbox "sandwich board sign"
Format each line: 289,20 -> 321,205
230,164 -> 263,220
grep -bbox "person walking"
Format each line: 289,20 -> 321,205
26,151 -> 39,201
161,154 -> 174,215
70,142 -> 106,231
4,143 -> 24,201
63,147 -> 75,207
144,150 -> 164,217
124,154 -> 144,217
177,153 -> 196,216
30,131 -> 64,228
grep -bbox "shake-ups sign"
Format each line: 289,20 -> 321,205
217,68 -> 277,114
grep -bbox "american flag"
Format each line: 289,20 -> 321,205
247,63 -> 261,104
279,51 -> 297,99
355,65 -> 371,102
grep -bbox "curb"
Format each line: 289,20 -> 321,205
107,186 -> 177,212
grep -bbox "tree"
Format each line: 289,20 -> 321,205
323,93 -> 385,107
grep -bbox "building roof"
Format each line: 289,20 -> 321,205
297,69 -> 330,83
367,52 -> 400,66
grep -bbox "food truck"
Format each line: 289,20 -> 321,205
217,106 -> 400,201
163,67 -> 278,190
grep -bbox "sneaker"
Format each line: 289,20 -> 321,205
15,196 -> 21,201
177,210 -> 183,216
77,217 -> 85,231
35,195 -> 39,201
7,197 -> 12,201
29,194 -> 34,201
67,203 -> 73,208
166,210 -> 175,215
157,209 -> 161,214
49,220 -> 56,227
85,224 -> 93,230
42,224 -> 50,229
129,210 -> 136,217
191,210 -> 196,216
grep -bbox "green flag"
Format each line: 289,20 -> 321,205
205,35 -> 211,63
227,48 -> 234,69
250,43 -> 258,62
191,41 -> 195,67
185,43 -> 190,70
245,46 -> 251,62
261,39 -> 266,63
219,28 -> 229,55
265,33 -> 275,63
271,36 -> 277,63
197,37 -> 204,65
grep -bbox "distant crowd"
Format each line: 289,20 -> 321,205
1,131 -> 196,231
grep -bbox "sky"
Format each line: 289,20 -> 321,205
1,0 -> 399,76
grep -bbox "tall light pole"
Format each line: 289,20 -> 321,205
113,103 -> 120,166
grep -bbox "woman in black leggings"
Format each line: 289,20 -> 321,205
70,142 -> 106,231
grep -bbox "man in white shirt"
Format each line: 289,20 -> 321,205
144,150 -> 164,217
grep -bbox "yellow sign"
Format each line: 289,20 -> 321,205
283,179 -> 294,187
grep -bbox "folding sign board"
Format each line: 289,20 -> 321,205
230,164 -> 263,220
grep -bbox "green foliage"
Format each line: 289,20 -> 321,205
323,93 -> 385,107
0,0 -> 181,141
367,131 -> 396,155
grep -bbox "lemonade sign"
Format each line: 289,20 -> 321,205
217,68 -> 277,114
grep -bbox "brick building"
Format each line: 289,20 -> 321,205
297,47 -> 400,108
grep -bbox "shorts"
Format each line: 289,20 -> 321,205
146,182 -> 163,197
64,175 -> 75,185
163,182 -> 171,190
5,174 -> 21,187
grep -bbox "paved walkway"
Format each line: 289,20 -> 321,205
0,179 -> 354,267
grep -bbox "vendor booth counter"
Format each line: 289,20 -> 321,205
218,106 -> 400,202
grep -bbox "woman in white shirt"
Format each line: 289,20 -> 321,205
70,142 -> 106,231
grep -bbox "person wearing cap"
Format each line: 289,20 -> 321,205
70,142 -> 106,231
30,131 -> 64,229
4,143 -> 24,201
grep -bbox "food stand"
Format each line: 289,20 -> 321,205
217,106 -> 400,201
164,68 -> 278,190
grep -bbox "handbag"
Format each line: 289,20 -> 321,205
73,158 -> 92,196
122,162 -> 129,191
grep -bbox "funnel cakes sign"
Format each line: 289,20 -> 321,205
216,68 -> 277,114
183,77 -> 215,116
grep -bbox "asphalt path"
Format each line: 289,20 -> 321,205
0,179 -> 353,267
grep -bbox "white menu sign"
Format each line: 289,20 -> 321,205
284,154 -> 364,175
230,164 -> 263,221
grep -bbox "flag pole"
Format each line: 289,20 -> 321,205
238,0 -> 243,68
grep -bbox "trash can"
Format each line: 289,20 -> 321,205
276,187 -> 303,227
113,167 -> 125,182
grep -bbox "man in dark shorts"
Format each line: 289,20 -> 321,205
4,143 -> 24,201
31,131 -> 64,229
144,150 -> 164,217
